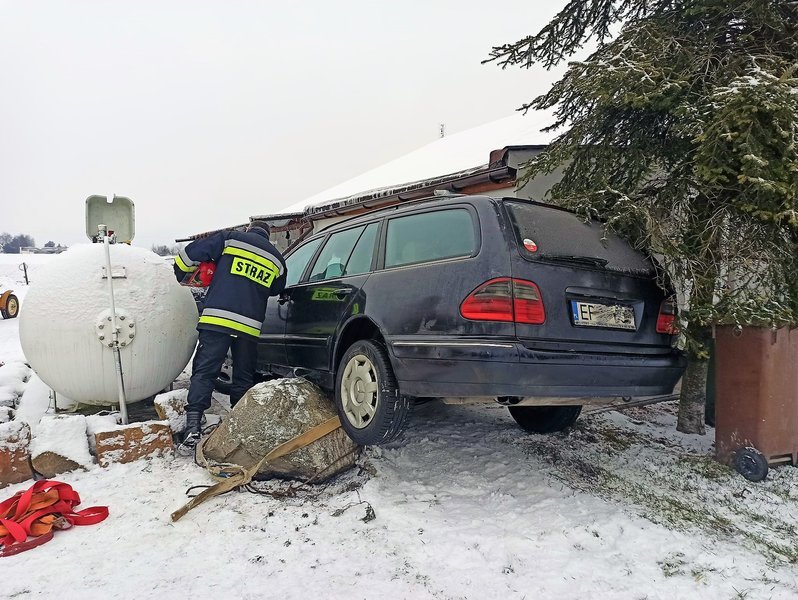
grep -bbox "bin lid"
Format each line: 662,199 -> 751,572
85,195 -> 135,242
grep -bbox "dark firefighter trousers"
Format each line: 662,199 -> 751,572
187,329 -> 258,413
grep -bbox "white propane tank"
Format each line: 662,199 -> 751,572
19,244 -> 199,405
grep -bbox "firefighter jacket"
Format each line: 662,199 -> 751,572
174,227 -> 287,340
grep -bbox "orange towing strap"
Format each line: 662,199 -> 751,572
0,480 -> 109,557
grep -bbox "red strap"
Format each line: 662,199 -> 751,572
0,491 -> 23,518
17,501 -> 72,530
4,481 -> 78,520
65,506 -> 109,526
9,484 -> 37,519
0,518 -> 27,542
0,531 -> 54,557
0,480 -> 108,557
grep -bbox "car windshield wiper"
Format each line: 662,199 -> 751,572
540,254 -> 609,268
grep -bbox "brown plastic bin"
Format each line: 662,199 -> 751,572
714,326 -> 798,480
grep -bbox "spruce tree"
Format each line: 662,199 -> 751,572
487,0 -> 798,433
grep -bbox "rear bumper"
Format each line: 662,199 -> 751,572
388,339 -> 686,398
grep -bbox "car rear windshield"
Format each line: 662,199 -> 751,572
503,200 -> 654,276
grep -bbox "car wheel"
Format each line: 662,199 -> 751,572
214,351 -> 233,395
335,339 -> 411,446
508,405 -> 582,433
1,294 -> 19,319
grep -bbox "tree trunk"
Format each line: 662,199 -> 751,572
676,299 -> 713,434
676,267 -> 715,434
675,198 -> 719,434
677,351 -> 707,435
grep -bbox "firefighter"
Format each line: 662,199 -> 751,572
174,220 -> 287,449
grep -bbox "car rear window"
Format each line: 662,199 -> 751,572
503,200 -> 654,275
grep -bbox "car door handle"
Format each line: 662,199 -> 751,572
332,288 -> 352,298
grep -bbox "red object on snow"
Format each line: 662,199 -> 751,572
0,480 -> 109,557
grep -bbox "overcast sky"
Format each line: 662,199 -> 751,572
0,1 -> 568,249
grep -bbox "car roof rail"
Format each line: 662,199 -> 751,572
314,192 -> 473,232
383,191 -> 469,211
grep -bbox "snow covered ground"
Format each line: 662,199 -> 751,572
2,253 -> 798,599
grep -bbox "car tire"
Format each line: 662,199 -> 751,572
335,339 -> 412,446
213,351 -> 233,395
733,447 -> 768,482
1,294 -> 19,319
508,405 -> 582,434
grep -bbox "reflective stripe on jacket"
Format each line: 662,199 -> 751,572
174,247 -> 198,273
174,227 -> 287,340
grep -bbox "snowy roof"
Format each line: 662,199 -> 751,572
271,110 -> 557,217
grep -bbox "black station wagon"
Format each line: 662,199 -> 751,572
254,195 -> 686,445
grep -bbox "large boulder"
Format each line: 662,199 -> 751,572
202,379 -> 358,481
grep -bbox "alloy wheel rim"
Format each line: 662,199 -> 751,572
7,298 -> 17,316
341,353 -> 379,429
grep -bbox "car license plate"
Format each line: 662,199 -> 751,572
571,301 -> 636,330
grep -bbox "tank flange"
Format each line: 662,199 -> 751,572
95,308 -> 135,347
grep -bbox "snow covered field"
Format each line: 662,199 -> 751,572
2,253 -> 798,599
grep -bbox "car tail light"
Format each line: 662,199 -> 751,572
512,279 -> 546,324
460,278 -> 514,322
460,278 -> 545,325
656,298 -> 678,335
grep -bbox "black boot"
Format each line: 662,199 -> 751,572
180,411 -> 203,451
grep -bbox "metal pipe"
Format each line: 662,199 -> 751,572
101,225 -> 129,424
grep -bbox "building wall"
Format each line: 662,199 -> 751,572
311,214 -> 353,234
508,149 -> 566,202
476,185 -> 514,198
270,232 -> 296,253
516,170 -> 566,202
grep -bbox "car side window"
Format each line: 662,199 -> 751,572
284,238 -> 323,287
343,222 -> 379,276
384,209 -> 475,268
308,226 -> 365,282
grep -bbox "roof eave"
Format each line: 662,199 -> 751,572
305,143 -> 545,220
307,164 -> 516,220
